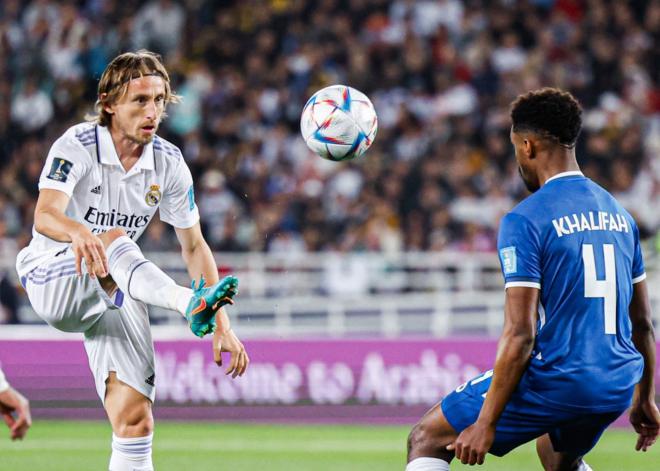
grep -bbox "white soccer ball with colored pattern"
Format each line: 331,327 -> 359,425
300,85 -> 378,161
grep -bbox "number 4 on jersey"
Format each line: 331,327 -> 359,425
582,244 -> 617,335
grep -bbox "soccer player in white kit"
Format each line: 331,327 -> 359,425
15,50 -> 249,470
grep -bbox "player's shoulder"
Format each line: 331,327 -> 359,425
50,122 -> 97,162
505,192 -> 544,225
59,122 -> 97,148
152,134 -> 183,163
500,184 -> 562,234
575,178 -> 638,227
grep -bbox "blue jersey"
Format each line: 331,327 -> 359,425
497,171 -> 645,412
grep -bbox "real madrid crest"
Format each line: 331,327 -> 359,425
145,184 -> 161,206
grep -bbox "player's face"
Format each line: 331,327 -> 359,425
106,76 -> 166,145
510,129 -> 540,193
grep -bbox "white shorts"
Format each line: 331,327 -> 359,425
18,246 -> 156,402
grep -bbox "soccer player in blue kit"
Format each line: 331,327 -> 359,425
406,88 -> 660,470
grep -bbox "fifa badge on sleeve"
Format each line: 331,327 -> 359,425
500,246 -> 517,274
47,158 -> 73,182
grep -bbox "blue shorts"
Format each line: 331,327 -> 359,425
441,370 -> 625,457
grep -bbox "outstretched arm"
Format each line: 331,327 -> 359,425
174,223 -> 249,377
448,286 -> 538,465
628,279 -> 660,451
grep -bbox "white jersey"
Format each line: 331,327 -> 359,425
17,122 -> 200,277
0,366 -> 9,393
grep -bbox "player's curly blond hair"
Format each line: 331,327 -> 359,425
87,50 -> 181,127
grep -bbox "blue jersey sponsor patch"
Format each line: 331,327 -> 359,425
500,246 -> 517,274
187,185 -> 195,211
47,158 -> 73,182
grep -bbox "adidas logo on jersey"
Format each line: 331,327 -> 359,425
145,374 -> 155,386
91,185 -> 102,194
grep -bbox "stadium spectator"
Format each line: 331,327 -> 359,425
197,169 -> 241,247
132,0 -> 185,58
10,78 -> 53,135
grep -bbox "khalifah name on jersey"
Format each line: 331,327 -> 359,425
552,211 -> 629,238
84,207 -> 151,229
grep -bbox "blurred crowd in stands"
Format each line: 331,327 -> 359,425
0,0 -> 659,261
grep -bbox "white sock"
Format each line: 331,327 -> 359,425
106,236 -> 191,316
406,457 -> 450,471
109,433 -> 154,471
577,461 -> 593,471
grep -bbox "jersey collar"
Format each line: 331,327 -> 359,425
544,170 -> 584,184
96,125 -> 155,172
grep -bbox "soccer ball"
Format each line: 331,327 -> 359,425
300,85 -> 378,161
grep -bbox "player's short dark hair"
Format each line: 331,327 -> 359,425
510,88 -> 582,148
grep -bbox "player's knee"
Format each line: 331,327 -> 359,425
114,413 -> 154,438
407,416 -> 455,462
408,422 -> 424,454
407,421 -> 438,454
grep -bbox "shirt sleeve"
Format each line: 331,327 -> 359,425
38,133 -> 92,197
497,212 -> 542,289
631,221 -> 646,284
0,367 -> 9,393
159,159 -> 200,229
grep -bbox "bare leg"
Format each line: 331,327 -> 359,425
104,372 -> 153,437
407,403 -> 458,464
536,434 -> 585,471
105,373 -> 154,470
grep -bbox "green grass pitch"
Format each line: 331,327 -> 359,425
0,420 -> 658,470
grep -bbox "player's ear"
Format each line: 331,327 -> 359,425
523,137 -> 535,159
100,94 -> 114,115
